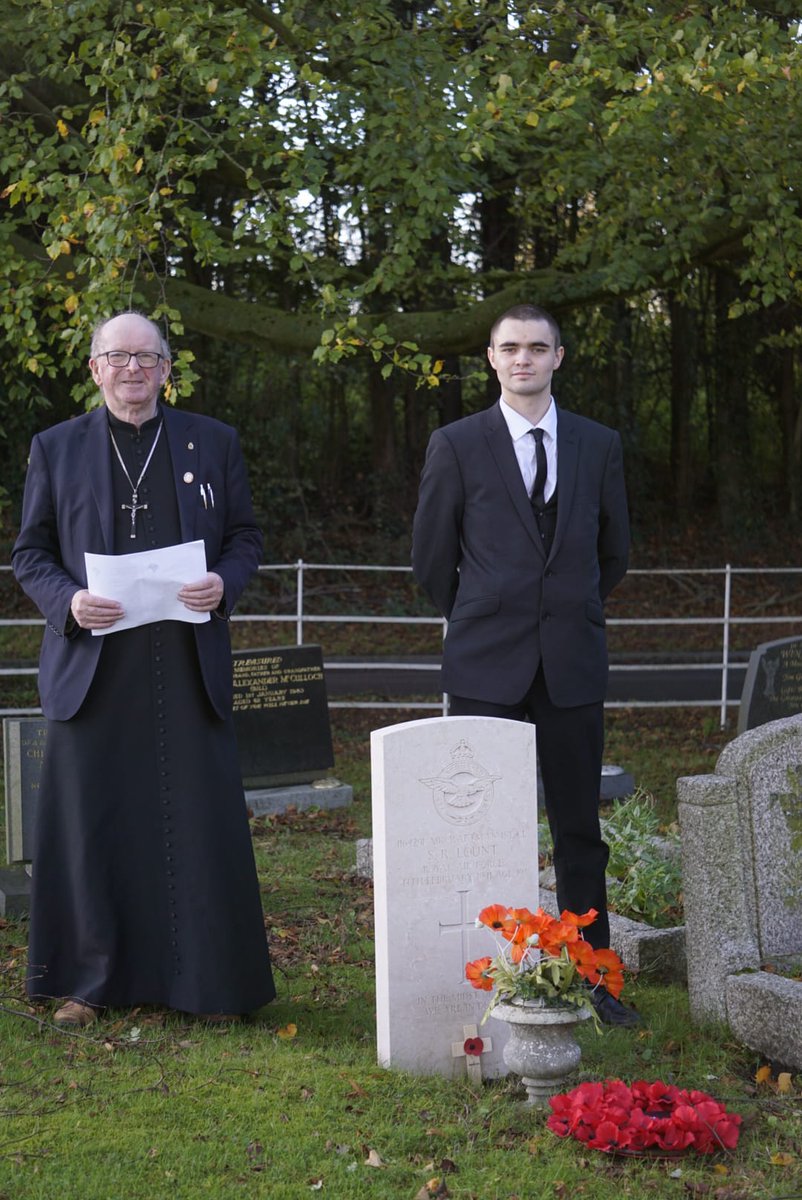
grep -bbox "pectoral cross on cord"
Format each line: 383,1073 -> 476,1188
109,422 -> 164,539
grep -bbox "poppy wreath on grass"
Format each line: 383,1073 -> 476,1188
547,1079 -> 742,1156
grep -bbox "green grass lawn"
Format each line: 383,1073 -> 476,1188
1,711 -> 801,1199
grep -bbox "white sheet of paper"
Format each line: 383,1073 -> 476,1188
85,540 -> 211,635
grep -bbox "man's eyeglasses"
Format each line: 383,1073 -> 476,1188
98,351 -> 165,369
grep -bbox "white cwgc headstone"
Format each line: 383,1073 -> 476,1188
371,716 -> 539,1079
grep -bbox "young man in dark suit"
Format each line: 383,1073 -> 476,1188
412,303 -> 638,1026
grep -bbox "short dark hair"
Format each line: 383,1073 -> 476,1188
488,304 -> 561,350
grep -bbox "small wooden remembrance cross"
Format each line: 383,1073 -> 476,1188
451,1023 -> 492,1083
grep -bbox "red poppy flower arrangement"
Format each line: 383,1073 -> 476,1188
547,1079 -> 742,1156
464,904 -> 626,1026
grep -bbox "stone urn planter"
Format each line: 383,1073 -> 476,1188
490,998 -> 592,1106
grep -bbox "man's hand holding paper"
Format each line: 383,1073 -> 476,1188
84,539 -> 213,635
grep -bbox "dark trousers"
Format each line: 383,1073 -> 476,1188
448,668 -> 610,949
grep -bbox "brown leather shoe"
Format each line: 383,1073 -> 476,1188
53,1000 -> 98,1028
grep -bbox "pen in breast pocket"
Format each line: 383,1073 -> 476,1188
207,483 -> 215,508
200,483 -> 207,509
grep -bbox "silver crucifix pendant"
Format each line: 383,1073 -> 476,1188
121,491 -> 148,539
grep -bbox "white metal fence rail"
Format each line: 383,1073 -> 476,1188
1,563 -> 800,727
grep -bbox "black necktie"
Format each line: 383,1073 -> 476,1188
530,428 -> 547,509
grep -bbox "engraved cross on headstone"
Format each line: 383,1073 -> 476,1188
439,888 -> 480,983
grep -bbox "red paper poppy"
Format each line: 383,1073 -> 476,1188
476,904 -> 511,932
465,956 -> 494,991
547,1079 -> 742,1156
463,1036 -> 484,1056
560,908 -> 599,929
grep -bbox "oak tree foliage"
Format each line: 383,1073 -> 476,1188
1,0 -> 800,538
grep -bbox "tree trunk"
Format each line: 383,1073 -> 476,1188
712,269 -> 751,530
776,342 -> 801,520
668,293 -> 697,517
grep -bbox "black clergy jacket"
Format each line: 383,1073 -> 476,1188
411,402 -> 630,709
12,404 -> 262,721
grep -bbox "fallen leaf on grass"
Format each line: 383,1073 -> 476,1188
414,1179 -> 449,1199
277,1023 -> 297,1040
308,1178 -> 323,1190
364,1148 -> 385,1167
777,1072 -> 793,1093
770,1151 -> 796,1165
756,1065 -> 772,1085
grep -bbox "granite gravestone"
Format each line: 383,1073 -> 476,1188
3,716 -> 46,864
233,645 -> 333,785
738,635 -> 802,734
371,715 -> 539,1081
679,713 -> 802,1068
0,717 -> 46,915
233,645 -> 351,816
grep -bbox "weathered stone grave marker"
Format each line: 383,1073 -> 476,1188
371,715 -> 539,1080
1,716 -> 46,915
679,712 -> 802,1069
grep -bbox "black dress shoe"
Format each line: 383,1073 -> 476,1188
589,986 -> 642,1027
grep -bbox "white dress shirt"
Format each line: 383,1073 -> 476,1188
499,398 -> 558,502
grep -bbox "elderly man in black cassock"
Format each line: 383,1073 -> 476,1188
12,311 -> 275,1026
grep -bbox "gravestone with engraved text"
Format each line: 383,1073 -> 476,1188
371,715 -> 539,1080
738,636 -> 802,734
3,716 -> 47,864
232,645 -> 334,787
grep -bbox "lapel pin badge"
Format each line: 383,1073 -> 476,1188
183,471 -> 194,483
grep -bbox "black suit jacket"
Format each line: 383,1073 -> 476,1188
411,402 -> 629,708
12,404 -> 262,721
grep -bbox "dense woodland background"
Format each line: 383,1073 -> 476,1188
1,1 -> 800,565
